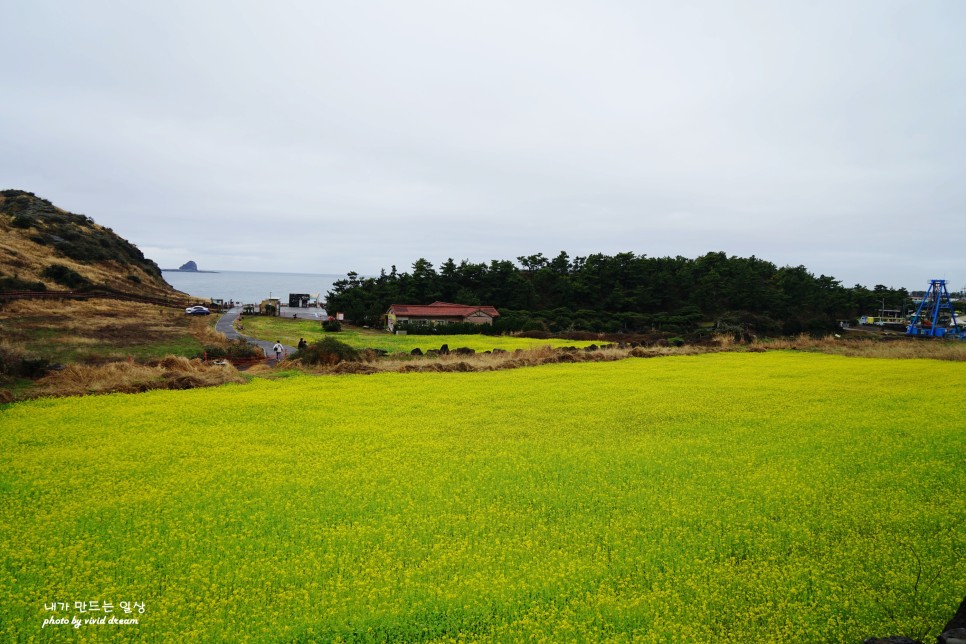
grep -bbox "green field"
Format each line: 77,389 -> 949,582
238,316 -> 600,353
2,352 -> 964,641
0,300 -> 212,365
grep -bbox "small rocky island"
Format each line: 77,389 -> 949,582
162,260 -> 217,273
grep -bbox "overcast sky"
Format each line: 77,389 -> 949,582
3,1 -> 965,290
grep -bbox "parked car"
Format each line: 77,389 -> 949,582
185,306 -> 211,315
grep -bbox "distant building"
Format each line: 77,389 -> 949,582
259,298 -> 281,316
288,293 -> 311,307
386,301 -> 500,332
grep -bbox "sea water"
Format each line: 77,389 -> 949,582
162,270 -> 345,305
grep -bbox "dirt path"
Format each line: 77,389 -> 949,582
216,306 -> 296,363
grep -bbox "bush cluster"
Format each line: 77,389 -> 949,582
11,215 -> 32,229
0,345 -> 52,379
393,322 -> 490,336
199,341 -> 264,360
322,319 -> 342,332
0,274 -> 46,291
293,337 -> 360,365
41,264 -> 91,289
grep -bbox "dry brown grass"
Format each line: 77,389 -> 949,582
0,296 -> 244,399
753,333 -> 966,361
241,363 -> 278,377
1,297 -> 172,328
193,320 -> 231,347
0,297 -> 231,363
34,357 -> 245,398
274,343 -> 718,377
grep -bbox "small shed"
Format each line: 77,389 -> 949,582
289,293 -> 311,307
259,298 -> 281,316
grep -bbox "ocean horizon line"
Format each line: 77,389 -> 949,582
161,268 -> 351,277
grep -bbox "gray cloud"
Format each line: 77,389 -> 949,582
2,0 -> 964,289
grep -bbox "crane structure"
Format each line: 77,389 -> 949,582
906,279 -> 965,339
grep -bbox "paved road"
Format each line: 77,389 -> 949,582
216,306 -> 297,363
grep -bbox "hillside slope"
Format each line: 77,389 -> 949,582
0,190 -> 179,299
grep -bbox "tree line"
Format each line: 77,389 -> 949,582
325,251 -> 911,335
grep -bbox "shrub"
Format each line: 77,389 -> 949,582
518,330 -> 552,339
805,317 -> 838,335
199,341 -> 263,360
0,344 -> 24,377
394,322 -> 485,335
19,357 -> 52,378
0,344 -> 51,379
521,319 -> 547,332
782,318 -> 804,335
0,275 -> 46,291
294,337 -> 360,365
358,349 -> 386,362
41,264 -> 90,289
490,311 -> 530,334
11,215 -> 32,229
715,311 -> 781,337
557,331 -> 599,341
322,319 -> 342,332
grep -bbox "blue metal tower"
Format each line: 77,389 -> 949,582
906,279 -> 965,338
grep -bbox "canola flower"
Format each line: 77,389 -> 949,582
1,352 -> 964,641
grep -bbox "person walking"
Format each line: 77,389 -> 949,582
272,340 -> 284,363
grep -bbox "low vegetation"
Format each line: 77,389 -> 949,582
242,312 -> 966,374
6,296 -> 966,400
238,315 -> 604,354
0,299 -> 212,363
0,298 -> 252,400
40,263 -> 91,289
2,353 -> 963,641
754,333 -> 966,361
0,190 -> 175,299
292,336 -> 361,365
33,356 -> 245,397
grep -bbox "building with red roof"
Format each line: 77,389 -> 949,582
386,301 -> 500,332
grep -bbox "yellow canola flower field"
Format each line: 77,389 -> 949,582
1,352 -> 964,642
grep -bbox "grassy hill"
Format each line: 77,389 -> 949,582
0,191 -> 257,400
0,189 -> 176,299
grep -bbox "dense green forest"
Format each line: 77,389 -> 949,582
326,251 -> 911,336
